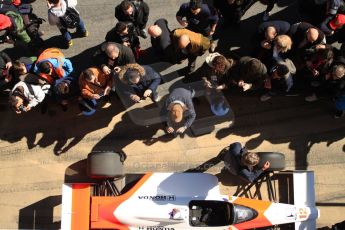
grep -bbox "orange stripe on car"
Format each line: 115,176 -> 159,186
71,184 -> 91,230
91,172 -> 153,229
231,196 -> 272,229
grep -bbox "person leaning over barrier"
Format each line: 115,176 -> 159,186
223,142 -> 270,183
165,87 -> 196,135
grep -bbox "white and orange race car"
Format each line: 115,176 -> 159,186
61,152 -> 319,230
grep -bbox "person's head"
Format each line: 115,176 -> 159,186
241,58 -> 265,85
306,28 -> 319,43
115,21 -> 128,36
105,43 -> 120,60
271,63 -> 289,79
189,0 -> 202,14
227,0 -> 236,4
212,55 -> 234,74
331,64 -> 345,80
9,87 -> 27,114
38,61 -> 52,75
148,25 -> 162,38
56,81 -> 70,94
241,152 -> 260,167
83,68 -> 96,83
169,103 -> 184,123
124,68 -> 141,84
178,34 -> 191,49
274,35 -> 292,53
0,14 -> 12,31
265,26 -> 277,41
47,0 -> 60,5
10,61 -> 27,78
120,0 -> 134,15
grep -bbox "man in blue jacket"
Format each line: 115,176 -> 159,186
165,87 -> 196,134
223,142 -> 270,183
117,63 -> 161,103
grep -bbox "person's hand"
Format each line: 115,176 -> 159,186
166,126 -> 174,134
216,84 -> 225,90
262,161 -> 270,171
242,83 -> 252,91
312,69 -> 319,77
264,79 -> 271,89
93,94 -> 101,100
113,66 -> 121,74
130,94 -> 141,102
315,44 -> 326,50
176,126 -> 187,134
5,62 -> 12,69
123,41 -> 130,47
104,86 -> 111,95
102,66 -> 111,75
179,20 -> 188,27
143,89 -> 152,98
204,80 -> 212,88
208,30 -> 215,36
261,41 -> 271,50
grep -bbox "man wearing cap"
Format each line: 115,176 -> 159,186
165,87 -> 196,135
176,0 -> 219,38
0,12 -> 31,45
117,63 -> 161,103
172,28 -> 211,73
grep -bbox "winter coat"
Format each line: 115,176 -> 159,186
11,81 -> 45,108
117,63 -> 161,96
79,67 -> 113,100
172,28 -> 210,56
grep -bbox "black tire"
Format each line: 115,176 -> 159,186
87,151 -> 124,179
257,152 -> 285,171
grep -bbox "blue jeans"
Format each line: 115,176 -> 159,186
59,18 -> 86,42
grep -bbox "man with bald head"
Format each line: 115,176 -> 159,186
148,18 -> 173,61
172,28 -> 211,73
257,20 -> 290,50
93,42 -> 136,75
165,87 -> 196,135
288,22 -> 326,51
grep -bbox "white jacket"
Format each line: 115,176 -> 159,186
48,0 -> 78,26
11,82 -> 46,108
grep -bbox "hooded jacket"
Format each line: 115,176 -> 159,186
117,63 -> 161,96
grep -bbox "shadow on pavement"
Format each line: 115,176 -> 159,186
18,195 -> 61,230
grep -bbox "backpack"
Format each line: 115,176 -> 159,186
36,48 -> 65,84
59,0 -> 80,29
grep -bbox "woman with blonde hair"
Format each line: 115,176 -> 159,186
273,35 -> 292,61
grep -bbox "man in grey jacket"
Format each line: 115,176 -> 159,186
165,87 -> 196,134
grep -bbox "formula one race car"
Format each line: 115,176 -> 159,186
61,152 -> 320,230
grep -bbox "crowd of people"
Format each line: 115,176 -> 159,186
0,0 -> 345,179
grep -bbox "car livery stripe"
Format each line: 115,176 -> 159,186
91,172 -> 153,229
231,196 -> 272,230
70,184 -> 91,230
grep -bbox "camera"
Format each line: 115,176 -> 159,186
18,104 -> 27,112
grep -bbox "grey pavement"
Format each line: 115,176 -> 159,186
0,0 -> 345,229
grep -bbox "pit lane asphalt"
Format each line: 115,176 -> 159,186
0,0 -> 344,229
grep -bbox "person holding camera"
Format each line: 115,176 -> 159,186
8,81 -> 46,114
79,67 -> 113,108
223,142 -> 270,183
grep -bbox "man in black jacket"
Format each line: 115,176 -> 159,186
115,0 -> 149,38
93,42 -> 136,75
148,18 -> 174,62
105,22 -> 140,59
